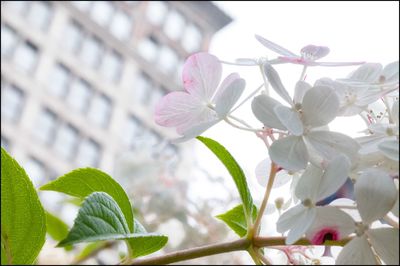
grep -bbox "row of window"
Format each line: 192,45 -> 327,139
1,24 -> 39,74
146,1 -> 203,53
63,20 -> 124,84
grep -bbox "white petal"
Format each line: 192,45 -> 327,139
263,63 -> 293,106
381,61 -> 399,83
305,206 -> 355,244
391,189 -> 399,217
172,119 -> 220,144
355,168 -> 397,224
302,86 -> 340,127
274,105 -> 303,136
306,130 -> 360,165
254,34 -> 297,57
293,81 -> 311,104
368,228 -> 399,265
336,235 -> 376,265
317,155 -> 351,202
251,95 -> 287,130
300,45 -> 330,60
378,139 -> 399,161
347,63 -> 383,82
182,52 -> 222,101
214,78 -> 245,117
269,136 -> 308,171
295,164 -> 323,201
392,100 -> 399,127
286,207 -> 316,245
213,73 -> 240,103
276,205 -> 306,233
234,58 -> 258,66
255,158 -> 291,188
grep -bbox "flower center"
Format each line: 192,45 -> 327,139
310,227 -> 339,245
302,198 -> 314,208
355,222 -> 369,236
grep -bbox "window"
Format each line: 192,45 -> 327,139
181,24 -> 202,52
79,35 -> 102,68
146,1 -> 168,26
87,95 -> 112,128
1,136 -> 10,151
100,51 -> 123,83
158,46 -> 178,73
53,124 -> 79,159
149,86 -> 164,111
1,84 -> 24,122
24,158 -> 46,187
90,1 -> 114,27
71,1 -> 92,12
26,1 -> 52,31
121,116 -> 143,147
109,10 -> 131,40
163,10 -> 185,40
12,41 -> 39,74
63,21 -> 84,53
1,24 -> 18,57
134,72 -> 152,103
48,64 -> 71,97
76,138 -> 101,167
34,108 -> 57,145
137,36 -> 158,62
66,79 -> 92,113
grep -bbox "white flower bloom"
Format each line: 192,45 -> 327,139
276,155 -> 351,244
252,64 -> 360,171
336,169 -> 398,265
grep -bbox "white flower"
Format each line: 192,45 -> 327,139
252,64 -> 360,171
336,168 -> 398,265
276,155 -> 352,244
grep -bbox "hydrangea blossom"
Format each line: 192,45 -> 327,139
154,52 -> 245,142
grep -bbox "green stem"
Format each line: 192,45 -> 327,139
299,65 -> 308,81
247,246 -> 262,265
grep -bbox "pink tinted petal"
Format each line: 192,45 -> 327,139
182,52 -> 222,101
317,61 -> 365,67
300,45 -> 330,60
212,73 -> 240,103
172,119 -> 220,143
176,107 -> 217,134
154,91 -> 203,128
255,35 -> 297,57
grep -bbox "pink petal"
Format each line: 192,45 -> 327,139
154,91 -> 204,129
176,107 -> 217,134
300,45 -> 330,60
182,52 -> 222,101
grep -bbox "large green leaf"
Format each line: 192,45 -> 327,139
1,148 -> 46,265
197,136 -> 254,221
58,192 -> 167,258
216,204 -> 258,237
40,168 -> 134,232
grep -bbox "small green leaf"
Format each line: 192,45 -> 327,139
1,148 -> 46,265
40,168 -> 134,233
58,192 -> 168,258
197,136 -> 254,221
216,204 -> 258,237
45,211 -> 69,242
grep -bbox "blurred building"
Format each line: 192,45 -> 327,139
2,1 -> 237,264
1,1 -> 231,188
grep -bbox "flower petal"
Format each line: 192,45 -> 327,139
274,105 -> 303,136
295,164 -> 323,201
317,154 -> 351,202
182,52 -> 222,101
255,158 -> 291,188
300,45 -> 330,60
254,34 -> 297,57
154,91 -> 204,128
213,73 -> 240,102
336,235 -> 376,265
269,136 -> 308,171
355,168 -> 397,224
392,100 -> 399,127
382,61 -> 399,83
293,81 -> 311,104
378,139 -> 399,161
306,130 -> 360,165
214,77 -> 245,117
171,119 -> 220,144
306,206 -> 355,245
276,204 -> 307,233
286,207 -> 316,245
263,63 -> 293,106
302,86 -> 340,127
368,228 -> 399,265
316,61 -> 365,67
251,94 -> 286,130
347,63 -> 383,82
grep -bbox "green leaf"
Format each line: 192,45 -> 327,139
74,241 -> 110,263
197,136 -> 254,221
45,211 -> 69,242
58,192 -> 168,258
216,204 -> 258,237
1,147 -> 46,265
127,219 -> 168,258
40,168 -> 134,233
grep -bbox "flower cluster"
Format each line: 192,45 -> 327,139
154,35 -> 399,265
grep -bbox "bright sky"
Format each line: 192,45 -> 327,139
189,1 -> 399,208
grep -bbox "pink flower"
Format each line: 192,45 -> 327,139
255,34 -> 364,67
154,52 -> 245,142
